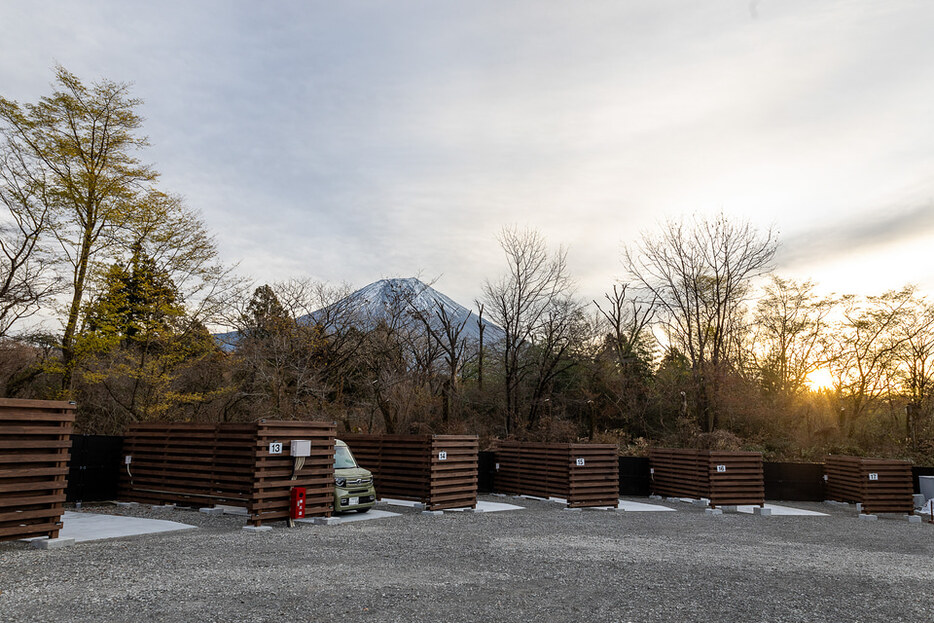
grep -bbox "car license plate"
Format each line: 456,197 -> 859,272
348,497 -> 359,506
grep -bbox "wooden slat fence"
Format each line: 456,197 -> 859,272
120,421 -> 334,526
0,399 -> 75,542
342,434 -> 478,511
649,448 -> 765,507
493,442 -> 619,508
825,455 -> 914,515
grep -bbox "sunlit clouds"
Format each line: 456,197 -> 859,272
2,1 -> 934,305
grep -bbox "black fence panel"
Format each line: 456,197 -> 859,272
619,457 -> 651,496
67,435 -> 123,503
763,462 -> 825,501
478,451 -> 495,493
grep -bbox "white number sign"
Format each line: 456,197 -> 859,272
268,442 -> 283,455
868,473 -> 879,481
438,451 -> 448,461
716,465 -> 727,473
576,458 -> 585,467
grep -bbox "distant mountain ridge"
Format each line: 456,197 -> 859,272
300,277 -> 504,343
215,277 -> 503,350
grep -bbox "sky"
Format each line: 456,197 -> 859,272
3,1 -> 934,313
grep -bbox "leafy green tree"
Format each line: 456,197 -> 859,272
74,245 -> 215,430
0,67 -> 159,389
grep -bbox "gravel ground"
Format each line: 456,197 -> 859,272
1,496 -> 932,623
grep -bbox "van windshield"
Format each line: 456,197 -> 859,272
334,445 -> 358,469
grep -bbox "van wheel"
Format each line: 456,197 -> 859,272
356,507 -> 370,513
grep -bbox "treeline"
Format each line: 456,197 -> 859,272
1,69 -> 932,464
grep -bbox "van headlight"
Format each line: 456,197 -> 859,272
335,477 -> 346,487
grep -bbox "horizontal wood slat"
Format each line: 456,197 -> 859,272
120,420 -> 335,526
342,434 -> 478,511
493,442 -> 619,508
0,399 -> 74,542
649,448 -> 764,507
825,455 -> 914,515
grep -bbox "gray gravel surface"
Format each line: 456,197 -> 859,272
1,496 -> 932,623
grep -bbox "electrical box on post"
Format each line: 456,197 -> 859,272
290,440 -> 311,457
290,487 -> 306,519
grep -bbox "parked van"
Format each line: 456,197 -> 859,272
333,439 -> 377,513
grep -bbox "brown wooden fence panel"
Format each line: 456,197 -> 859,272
650,448 -> 764,507
825,455 -> 913,515
120,423 -> 254,507
429,436 -> 478,510
0,399 -> 75,542
705,451 -> 765,506
493,442 -> 619,508
120,421 -> 334,526
568,444 -> 619,508
343,434 -> 478,510
649,448 -> 701,499
250,421 -> 335,525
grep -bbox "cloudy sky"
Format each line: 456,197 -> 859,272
3,1 -> 934,309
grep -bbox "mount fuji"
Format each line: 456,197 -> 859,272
216,277 -> 503,350
300,277 -> 504,343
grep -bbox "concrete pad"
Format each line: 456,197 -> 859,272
199,507 -> 225,515
648,494 -> 663,500
114,502 -> 138,508
547,497 -> 568,504
906,515 -> 922,524
306,516 -> 341,525
562,507 -> 582,512
242,525 -> 273,532
216,505 -> 248,516
737,504 -> 828,517
51,511 -> 196,542
753,507 -> 772,517
380,498 -> 425,509
824,500 -> 850,507
705,508 -> 723,515
421,510 -> 444,516
616,499 -> 676,512
693,498 -> 711,507
445,501 -> 525,513
296,509 -> 401,526
858,514 -> 878,521
149,504 -> 176,511
31,537 -> 75,550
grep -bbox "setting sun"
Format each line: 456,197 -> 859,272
805,368 -> 836,391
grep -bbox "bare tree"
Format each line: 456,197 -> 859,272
750,276 -> 836,401
409,302 -> 470,423
483,226 -> 577,435
592,283 -> 657,434
888,293 -> 934,448
625,213 -> 777,432
829,288 -> 914,436
0,146 -> 60,334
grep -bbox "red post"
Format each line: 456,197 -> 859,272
290,487 -> 306,519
